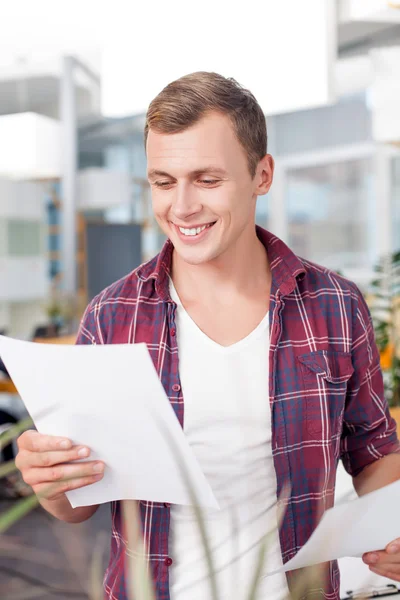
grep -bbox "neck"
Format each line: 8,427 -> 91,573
171,225 -> 271,301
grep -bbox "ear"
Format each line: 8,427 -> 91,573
254,154 -> 274,196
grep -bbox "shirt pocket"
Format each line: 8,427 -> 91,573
297,351 -> 354,436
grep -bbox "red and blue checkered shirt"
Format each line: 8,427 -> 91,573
76,226 -> 399,600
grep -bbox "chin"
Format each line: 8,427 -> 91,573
174,245 -> 216,266
176,253 -> 210,266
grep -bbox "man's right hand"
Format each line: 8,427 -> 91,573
15,430 -> 105,501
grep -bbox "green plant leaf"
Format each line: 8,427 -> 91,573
0,416 -> 33,450
154,416 -> 219,600
123,500 -> 156,600
0,494 -> 39,533
0,459 -> 17,479
89,530 -> 109,600
246,531 -> 272,600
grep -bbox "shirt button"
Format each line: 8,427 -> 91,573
170,328 -> 176,336
165,557 -> 173,567
172,384 -> 181,392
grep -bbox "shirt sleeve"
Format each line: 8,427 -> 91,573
340,288 -> 400,478
75,301 -> 101,346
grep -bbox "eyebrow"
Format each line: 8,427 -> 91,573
147,166 -> 228,180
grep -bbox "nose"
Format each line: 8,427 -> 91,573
171,182 -> 202,221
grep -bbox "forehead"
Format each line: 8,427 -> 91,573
146,112 -> 246,175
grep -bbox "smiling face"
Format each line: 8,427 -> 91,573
146,111 -> 273,266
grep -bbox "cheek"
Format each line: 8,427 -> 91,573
224,189 -> 254,222
210,187 -> 246,215
151,194 -> 168,218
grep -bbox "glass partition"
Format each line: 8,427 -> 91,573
392,156 -> 400,252
286,157 -> 375,275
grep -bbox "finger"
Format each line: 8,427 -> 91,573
19,430 -> 73,453
363,551 -> 381,565
369,566 -> 400,581
23,461 -> 105,487
34,473 -> 104,501
16,446 -> 91,469
363,551 -> 400,567
369,558 -> 400,570
386,539 -> 400,555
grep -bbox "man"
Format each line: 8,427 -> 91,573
15,72 -> 400,599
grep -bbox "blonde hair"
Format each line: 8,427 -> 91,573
144,71 -> 267,178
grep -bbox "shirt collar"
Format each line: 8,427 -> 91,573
136,225 -> 306,301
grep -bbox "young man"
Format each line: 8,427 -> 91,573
16,72 -> 400,600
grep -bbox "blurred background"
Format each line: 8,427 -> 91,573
0,1 -> 400,598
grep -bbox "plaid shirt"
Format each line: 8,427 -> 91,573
76,226 -> 399,600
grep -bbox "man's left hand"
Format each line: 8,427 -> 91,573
363,539 -> 400,580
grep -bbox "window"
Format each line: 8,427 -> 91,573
392,157 -> 400,252
286,158 -> 375,275
256,194 -> 270,229
0,220 -> 6,257
7,221 -> 43,256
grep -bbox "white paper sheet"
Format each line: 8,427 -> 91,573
0,336 -> 218,510
265,478 -> 400,576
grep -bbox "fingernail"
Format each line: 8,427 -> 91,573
366,553 -> 378,564
93,462 -> 104,473
78,447 -> 90,458
59,440 -> 71,449
388,544 -> 400,555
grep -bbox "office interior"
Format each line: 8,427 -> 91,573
0,2 -> 400,598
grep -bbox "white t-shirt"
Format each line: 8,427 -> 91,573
168,281 -> 289,600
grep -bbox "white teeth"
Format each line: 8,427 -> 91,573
179,224 -> 210,236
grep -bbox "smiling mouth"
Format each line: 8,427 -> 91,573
176,222 -> 216,237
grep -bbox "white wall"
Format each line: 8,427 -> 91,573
0,303 -> 10,331
1,300 -> 46,339
9,301 -> 47,339
0,113 -> 61,179
0,178 -> 49,302
77,168 -> 130,210
0,258 -> 49,302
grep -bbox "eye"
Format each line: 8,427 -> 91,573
154,181 -> 172,188
199,179 -> 219,185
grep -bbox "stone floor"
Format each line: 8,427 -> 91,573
0,500 -> 111,600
